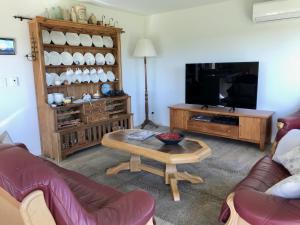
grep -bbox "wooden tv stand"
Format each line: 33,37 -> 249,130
169,104 -> 274,150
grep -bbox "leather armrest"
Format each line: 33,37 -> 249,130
276,111 -> 300,142
234,190 -> 300,225
95,189 -> 155,225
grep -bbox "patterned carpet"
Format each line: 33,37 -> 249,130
61,127 -> 268,225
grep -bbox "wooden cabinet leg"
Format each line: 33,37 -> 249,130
259,141 -> 265,151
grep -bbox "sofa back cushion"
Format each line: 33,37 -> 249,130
0,144 -> 92,225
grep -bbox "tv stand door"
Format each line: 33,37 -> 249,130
239,117 -> 261,142
170,109 -> 189,131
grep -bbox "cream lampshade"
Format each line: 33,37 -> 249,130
133,38 -> 158,129
133,38 -> 157,58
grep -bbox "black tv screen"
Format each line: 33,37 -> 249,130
185,62 -> 259,109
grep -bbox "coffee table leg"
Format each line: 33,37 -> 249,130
165,164 -> 177,185
169,174 -> 180,201
165,164 -> 181,201
130,155 -> 142,172
106,162 -> 130,175
176,172 -> 204,184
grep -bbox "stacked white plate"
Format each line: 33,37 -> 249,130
66,32 -> 80,46
95,53 -> 105,65
50,31 -> 66,45
84,52 -> 95,65
73,52 -> 85,65
105,53 -> 115,65
79,34 -> 93,47
61,52 -> 73,66
103,36 -> 113,48
46,73 -> 54,86
106,71 -> 115,82
92,35 -> 104,47
44,51 -> 50,66
99,71 -> 108,82
42,30 -> 51,44
49,51 -> 62,66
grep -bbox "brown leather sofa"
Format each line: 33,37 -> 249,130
219,111 -> 300,225
0,144 -> 155,225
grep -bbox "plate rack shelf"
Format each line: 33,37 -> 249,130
29,17 -> 132,162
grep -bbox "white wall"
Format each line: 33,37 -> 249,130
0,0 -> 145,154
145,0 -> 300,137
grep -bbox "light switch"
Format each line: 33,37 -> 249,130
7,76 -> 19,87
0,77 -> 6,88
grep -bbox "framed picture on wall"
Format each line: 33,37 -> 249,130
0,38 -> 16,55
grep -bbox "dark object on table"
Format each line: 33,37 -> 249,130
156,133 -> 184,145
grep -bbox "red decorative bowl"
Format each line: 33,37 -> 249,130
155,133 -> 184,145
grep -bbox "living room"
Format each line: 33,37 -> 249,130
1,0 -> 300,225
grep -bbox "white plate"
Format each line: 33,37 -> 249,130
73,52 -> 85,65
46,73 -> 54,86
105,53 -> 115,65
73,70 -> 83,83
106,71 -> 115,82
61,52 -> 73,66
90,73 -> 99,83
79,34 -> 93,47
81,73 -> 91,83
99,72 -> 108,82
95,53 -> 105,65
50,31 -> 66,45
92,35 -> 103,47
103,36 -> 113,48
66,32 -> 80,46
44,51 -> 50,66
42,30 -> 51,44
51,73 -> 62,86
49,51 -> 62,66
84,52 -> 95,65
60,72 -> 66,83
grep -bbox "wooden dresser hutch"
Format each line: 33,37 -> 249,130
29,17 -> 132,162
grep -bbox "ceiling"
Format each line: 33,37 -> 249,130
79,0 -> 229,15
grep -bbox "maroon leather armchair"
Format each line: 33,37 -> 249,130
0,144 -> 155,225
275,110 -> 300,145
219,111 -> 300,225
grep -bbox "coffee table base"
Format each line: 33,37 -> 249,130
106,155 -> 204,201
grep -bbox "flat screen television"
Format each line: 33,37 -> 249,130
185,62 -> 259,109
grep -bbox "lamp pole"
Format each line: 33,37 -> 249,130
141,56 -> 158,129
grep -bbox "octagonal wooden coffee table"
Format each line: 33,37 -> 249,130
102,129 -> 212,201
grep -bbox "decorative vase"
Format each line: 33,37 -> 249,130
63,9 -> 71,21
74,5 -> 87,24
71,7 -> 77,23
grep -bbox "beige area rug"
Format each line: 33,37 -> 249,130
61,127 -> 268,225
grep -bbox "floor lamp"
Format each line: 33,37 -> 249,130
133,38 -> 158,129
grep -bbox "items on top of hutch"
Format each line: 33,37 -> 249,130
44,5 -> 119,27
29,16 -> 131,162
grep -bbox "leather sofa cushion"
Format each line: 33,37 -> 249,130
235,189 -> 300,225
219,156 -> 291,222
44,160 -> 124,212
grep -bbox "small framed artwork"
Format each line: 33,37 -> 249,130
0,38 -> 16,55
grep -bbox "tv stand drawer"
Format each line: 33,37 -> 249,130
188,120 -> 239,139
